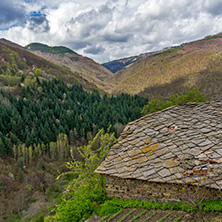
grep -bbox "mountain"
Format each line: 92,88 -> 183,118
102,51 -> 157,73
109,33 -> 222,101
25,43 -> 113,91
0,39 -> 99,94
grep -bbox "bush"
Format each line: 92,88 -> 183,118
18,168 -> 24,183
97,197 -> 222,216
202,199 -> 222,212
141,88 -> 206,115
36,158 -> 45,171
35,68 -> 42,76
98,201 -> 122,216
44,130 -> 117,221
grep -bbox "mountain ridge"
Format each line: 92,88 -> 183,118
102,51 -> 157,73
0,39 -> 100,93
25,42 -> 113,91
25,42 -> 78,55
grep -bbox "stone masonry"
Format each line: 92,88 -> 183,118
96,102 -> 222,201
106,176 -> 218,202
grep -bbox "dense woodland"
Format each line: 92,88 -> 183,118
0,77 -> 148,157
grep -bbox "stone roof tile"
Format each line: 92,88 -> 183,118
95,102 -> 222,189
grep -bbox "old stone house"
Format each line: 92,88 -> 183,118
96,102 -> 222,202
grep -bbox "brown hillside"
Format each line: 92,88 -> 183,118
26,45 -> 113,91
0,39 -> 99,92
110,33 -> 222,101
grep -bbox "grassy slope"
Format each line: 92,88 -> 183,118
0,39 -> 99,92
110,33 -> 222,101
26,43 -> 113,91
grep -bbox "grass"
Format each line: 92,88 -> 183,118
151,48 -> 178,57
95,198 -> 222,222
156,212 -> 170,222
97,210 -> 184,222
107,210 -> 123,221
98,215 -> 109,222
202,34 -> 222,41
98,197 -> 222,216
140,212 -> 156,222
110,34 -> 222,101
128,210 -> 147,222
173,215 -> 184,222
118,209 -> 136,222
70,57 -> 79,62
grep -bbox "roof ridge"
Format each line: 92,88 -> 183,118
126,101 -> 213,127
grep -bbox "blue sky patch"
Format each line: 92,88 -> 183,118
30,11 -> 46,17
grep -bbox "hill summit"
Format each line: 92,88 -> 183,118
25,43 -> 78,55
0,39 -> 99,93
25,42 -> 113,91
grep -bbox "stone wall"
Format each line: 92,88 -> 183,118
106,176 -> 219,202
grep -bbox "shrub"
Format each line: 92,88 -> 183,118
44,130 -> 117,221
35,68 -> 42,76
141,88 -> 206,115
18,168 -> 24,183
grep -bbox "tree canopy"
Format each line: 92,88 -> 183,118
0,78 -> 148,156
141,88 -> 206,115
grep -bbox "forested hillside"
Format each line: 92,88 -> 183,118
0,77 -> 147,157
0,39 -> 99,93
25,43 -> 77,55
0,72 -> 147,221
26,43 -> 113,91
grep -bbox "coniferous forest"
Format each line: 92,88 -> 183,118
0,77 -> 148,158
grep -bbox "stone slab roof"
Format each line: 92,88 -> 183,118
96,102 -> 222,189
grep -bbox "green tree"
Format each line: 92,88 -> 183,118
35,68 -> 42,76
45,130 -> 117,222
141,88 -> 206,115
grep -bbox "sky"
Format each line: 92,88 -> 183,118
1,0 -> 222,63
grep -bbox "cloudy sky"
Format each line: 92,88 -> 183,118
1,0 -> 222,63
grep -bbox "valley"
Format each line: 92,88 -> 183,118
1,33 -> 222,222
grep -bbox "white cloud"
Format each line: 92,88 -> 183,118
0,0 -> 26,29
1,0 -> 222,63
